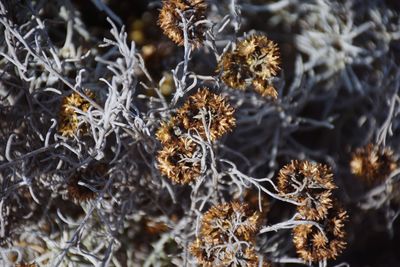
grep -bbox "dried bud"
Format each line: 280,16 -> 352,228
278,160 -> 336,220
350,143 -> 397,184
58,90 -> 95,137
293,203 -> 348,262
176,88 -> 236,141
158,0 -> 207,47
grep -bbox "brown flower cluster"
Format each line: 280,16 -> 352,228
350,143 -> 397,184
158,0 -> 207,48
293,203 -> 348,262
277,160 -> 348,262
217,35 -> 280,99
189,202 -> 268,267
157,137 -> 201,184
58,90 -> 95,137
278,160 -> 336,220
176,88 -> 236,141
156,88 -> 236,184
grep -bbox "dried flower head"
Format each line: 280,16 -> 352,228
278,160 -> 337,220
237,35 -> 280,80
200,202 -> 261,244
217,51 -> 252,90
293,204 -> 348,262
217,35 -> 280,98
350,143 -> 397,184
176,88 -> 236,141
155,117 -> 182,145
190,202 -> 264,266
58,90 -> 95,137
67,162 -> 108,201
157,137 -> 201,184
158,0 -> 207,47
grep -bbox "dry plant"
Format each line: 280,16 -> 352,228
0,0 -> 399,266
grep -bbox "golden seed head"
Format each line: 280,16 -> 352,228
292,203 -> 348,262
58,90 -> 95,137
278,160 -> 336,192
278,160 -> 336,220
158,0 -> 207,48
176,88 -> 236,141
350,143 -> 397,184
